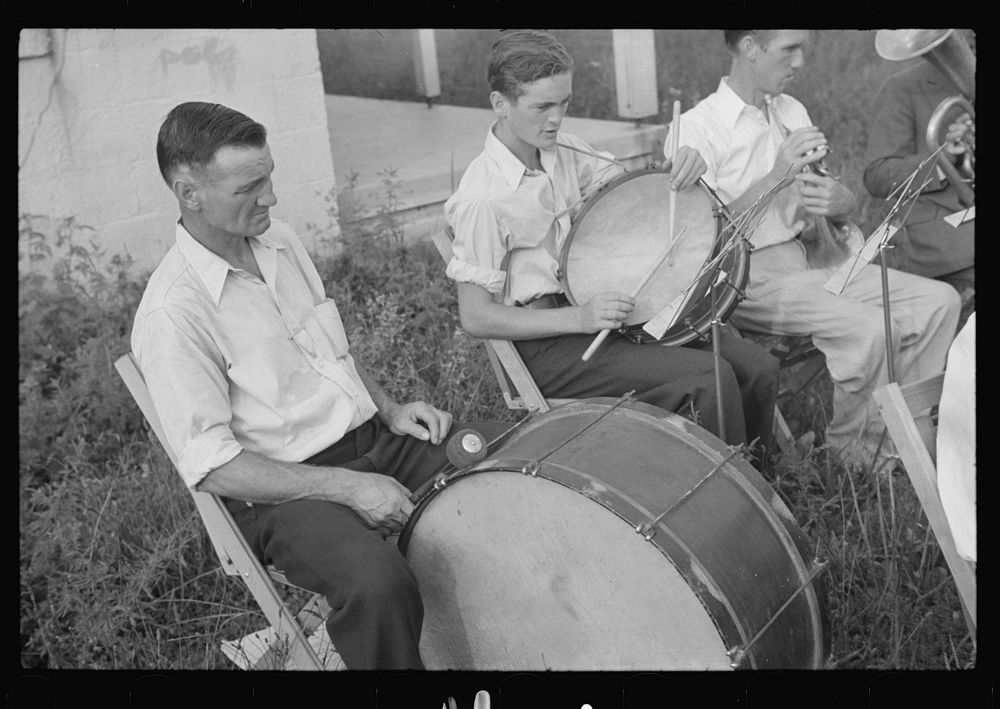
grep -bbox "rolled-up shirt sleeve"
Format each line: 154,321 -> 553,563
445,198 -> 509,295
135,307 -> 243,489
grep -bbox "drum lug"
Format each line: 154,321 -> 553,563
728,558 -> 830,669
521,461 -> 540,477
634,522 -> 656,541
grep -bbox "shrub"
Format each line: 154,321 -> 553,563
19,138 -> 974,670
19,216 -> 146,486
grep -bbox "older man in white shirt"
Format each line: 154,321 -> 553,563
133,101 -> 504,669
673,30 -> 961,467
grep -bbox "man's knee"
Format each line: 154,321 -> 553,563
750,349 -> 780,388
825,317 -> 888,388
940,279 -> 963,316
716,358 -> 741,394
342,549 -> 422,614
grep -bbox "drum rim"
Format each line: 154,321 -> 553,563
557,168 -> 750,346
400,400 -> 827,669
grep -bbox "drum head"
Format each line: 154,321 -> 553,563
560,170 -> 719,326
406,471 -> 731,670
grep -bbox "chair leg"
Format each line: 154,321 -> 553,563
773,406 -> 798,459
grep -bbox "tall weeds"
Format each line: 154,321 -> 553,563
19,141 -> 974,670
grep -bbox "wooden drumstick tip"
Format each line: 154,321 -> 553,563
581,328 -> 611,362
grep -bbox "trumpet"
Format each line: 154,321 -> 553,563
765,97 -> 864,269
875,29 -> 975,205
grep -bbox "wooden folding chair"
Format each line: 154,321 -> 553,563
114,353 -> 342,670
873,373 -> 976,636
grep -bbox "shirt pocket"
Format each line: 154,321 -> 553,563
308,298 -> 351,359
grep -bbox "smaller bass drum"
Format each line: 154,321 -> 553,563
559,169 -> 749,346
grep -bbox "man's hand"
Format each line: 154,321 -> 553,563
793,171 -> 855,219
772,126 -> 829,183
662,146 -> 707,190
945,112 -> 974,157
381,400 -> 453,445
343,470 -> 415,536
578,292 -> 635,333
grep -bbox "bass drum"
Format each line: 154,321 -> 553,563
559,168 -> 749,346
399,399 -> 829,670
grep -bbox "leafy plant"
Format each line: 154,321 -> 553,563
19,135 -> 974,670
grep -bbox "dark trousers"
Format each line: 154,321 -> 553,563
225,416 -> 508,670
514,326 -> 779,460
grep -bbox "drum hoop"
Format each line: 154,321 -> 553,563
558,169 -> 749,345
398,400 -> 826,668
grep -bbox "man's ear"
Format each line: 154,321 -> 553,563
171,170 -> 201,212
489,90 -> 509,119
742,34 -> 758,61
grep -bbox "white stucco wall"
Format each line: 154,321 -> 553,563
18,29 -> 339,275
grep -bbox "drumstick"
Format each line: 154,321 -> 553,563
557,141 -> 629,168
580,226 -> 689,362
666,101 -> 681,266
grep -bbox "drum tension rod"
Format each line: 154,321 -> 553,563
726,558 -> 829,669
520,391 -> 637,478
635,447 -> 741,540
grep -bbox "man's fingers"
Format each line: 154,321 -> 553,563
395,417 -> 431,441
669,150 -> 706,190
435,411 -> 453,444
411,403 -> 452,444
424,409 -> 450,445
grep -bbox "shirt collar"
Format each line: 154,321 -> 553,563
484,122 -> 557,190
174,220 -> 284,306
715,77 -> 773,129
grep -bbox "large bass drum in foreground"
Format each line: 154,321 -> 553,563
559,169 -> 749,346
399,399 -> 829,670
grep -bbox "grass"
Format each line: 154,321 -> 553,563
18,201 -> 975,672
18,28 -> 975,671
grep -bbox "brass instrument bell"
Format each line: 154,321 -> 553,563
875,29 -> 975,204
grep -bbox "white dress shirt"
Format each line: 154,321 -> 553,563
132,219 -> 377,488
674,77 -> 812,252
936,312 -> 976,562
444,124 -> 623,306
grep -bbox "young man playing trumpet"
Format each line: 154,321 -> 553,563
674,30 -> 960,467
444,29 -> 779,460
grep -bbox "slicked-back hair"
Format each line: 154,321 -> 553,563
487,30 -> 574,101
724,30 -> 773,53
156,102 -> 267,185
